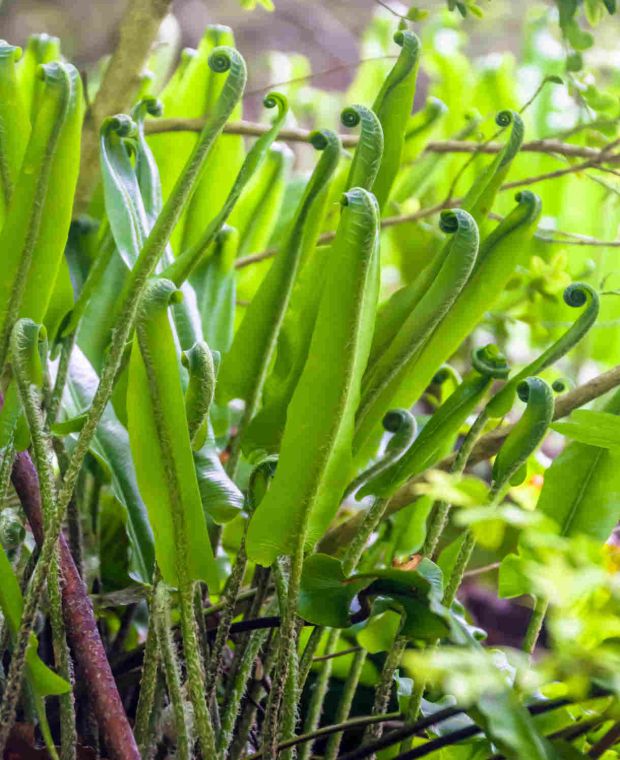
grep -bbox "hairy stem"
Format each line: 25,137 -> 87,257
49,552 -> 77,760
154,583 -> 190,760
523,597 -> 549,656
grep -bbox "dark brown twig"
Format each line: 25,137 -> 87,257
12,451 -> 140,760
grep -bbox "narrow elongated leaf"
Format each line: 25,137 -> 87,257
246,187 -> 380,564
15,33 -> 61,122
551,409 -> 620,448
242,242 -> 330,456
537,388 -> 620,541
0,62 -> 83,368
359,209 -> 479,428
0,544 -> 69,697
147,25 -> 241,252
371,30 -> 420,209
460,110 -> 524,235
354,191 -> 541,459
0,42 -> 30,228
217,130 -> 341,407
63,348 -> 155,583
127,279 -> 218,588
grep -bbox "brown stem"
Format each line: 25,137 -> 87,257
144,119 -> 619,162
11,451 -> 140,760
74,0 -> 172,214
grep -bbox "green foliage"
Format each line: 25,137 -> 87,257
1,5 -> 620,758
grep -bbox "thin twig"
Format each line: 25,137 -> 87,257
245,711 -> 402,760
144,119 -> 617,162
312,645 -> 362,663
589,721 -> 620,757
244,55 -> 398,96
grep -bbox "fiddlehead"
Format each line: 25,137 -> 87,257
246,455 -> 279,514
491,377 -> 554,494
488,282 -> 598,417
341,104 -> 384,191
471,343 -> 510,379
460,110 -> 525,229
99,114 -> 148,268
345,409 -> 417,499
495,109 -> 525,167
359,345 -> 507,501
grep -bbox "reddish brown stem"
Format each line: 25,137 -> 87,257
11,450 -> 140,760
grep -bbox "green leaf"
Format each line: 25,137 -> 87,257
0,62 -> 83,368
354,192 -> 540,459
217,130 -> 341,408
298,554 -> 367,628
473,689 -> 561,760
298,554 -> 451,641
15,33 -> 61,123
371,30 -> 420,209
245,188 -> 379,563
0,544 -> 69,698
63,347 -> 155,583
537,388 -> 620,542
413,470 -> 489,508
127,279 -> 218,588
0,42 -> 30,230
551,409 -> 620,449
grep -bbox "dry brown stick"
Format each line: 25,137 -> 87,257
318,364 -> 620,554
589,721 -> 620,757
143,119 -> 620,162
75,0 -> 172,214
12,451 -> 140,760
145,116 -> 358,148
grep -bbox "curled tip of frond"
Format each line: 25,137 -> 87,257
514,190 -> 542,217
181,47 -> 197,64
433,367 -> 451,385
382,408 -> 413,434
139,279 -> 184,323
309,130 -> 329,150
341,106 -> 362,129
28,32 -> 60,50
37,60 -> 68,84
563,281 -> 596,309
495,109 -> 514,128
393,29 -> 420,51
133,97 -> 163,123
263,91 -> 288,116
208,46 -> 234,73
439,208 -> 472,235
247,455 -> 279,514
473,344 -> 510,379
102,114 -> 137,139
516,378 -> 535,403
